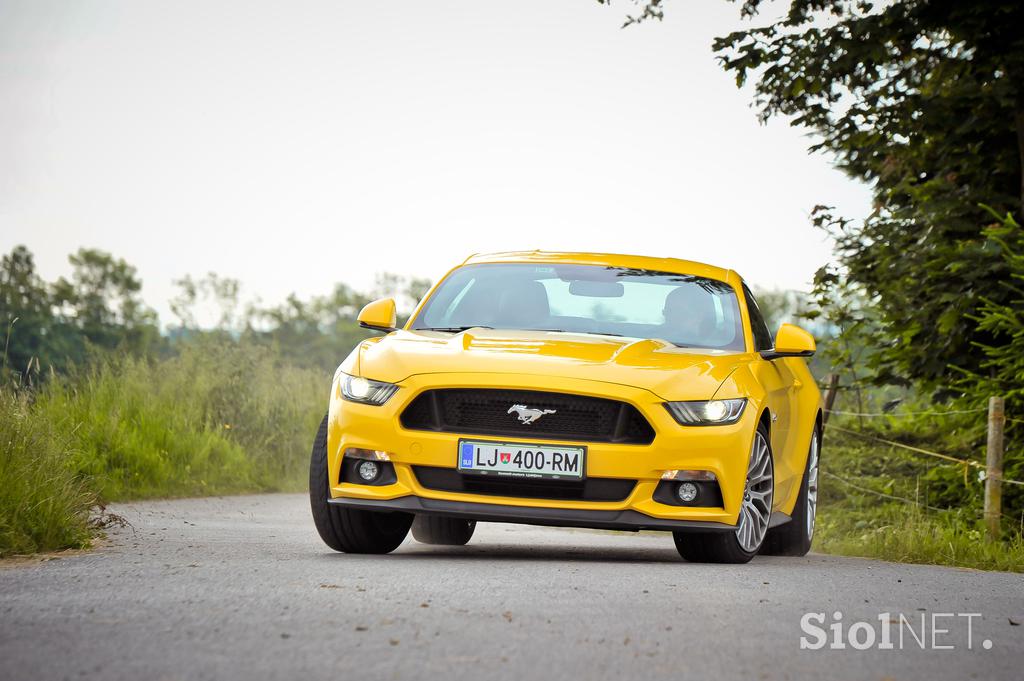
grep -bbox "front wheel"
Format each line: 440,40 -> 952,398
308,413 -> 412,554
673,423 -> 774,564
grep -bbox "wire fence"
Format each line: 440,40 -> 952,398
824,410 -> 1024,487
822,471 -> 1022,522
817,375 -> 1023,540
822,470 -> 951,512
826,407 -> 987,418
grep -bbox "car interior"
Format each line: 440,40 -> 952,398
426,268 -> 744,351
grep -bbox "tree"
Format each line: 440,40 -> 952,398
609,0 -> 1024,394
371,273 -> 433,316
0,246 -> 54,377
245,284 -> 374,371
50,248 -> 159,359
1,246 -> 163,376
963,210 -> 1024,515
170,273 -> 244,332
53,249 -> 154,324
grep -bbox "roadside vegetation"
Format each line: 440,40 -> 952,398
1,341 -> 326,555
816,425 -> 1024,573
0,246 -> 429,556
1,390 -> 95,555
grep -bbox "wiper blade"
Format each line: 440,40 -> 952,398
416,327 -> 626,338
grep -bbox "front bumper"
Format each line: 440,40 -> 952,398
328,495 -> 735,532
327,372 -> 758,529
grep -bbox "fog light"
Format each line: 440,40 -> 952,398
677,482 -> 699,503
357,460 -> 380,482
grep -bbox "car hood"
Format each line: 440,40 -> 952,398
349,329 -> 752,401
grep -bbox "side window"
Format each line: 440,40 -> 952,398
742,284 -> 774,352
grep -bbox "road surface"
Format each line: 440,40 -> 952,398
1,494 -> 1022,680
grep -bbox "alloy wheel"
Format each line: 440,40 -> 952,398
736,430 -> 773,553
806,432 -> 819,541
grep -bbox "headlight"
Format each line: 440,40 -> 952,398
665,398 -> 746,426
339,373 -> 398,406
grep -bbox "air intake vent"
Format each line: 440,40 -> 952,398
400,388 -> 655,444
412,465 -> 637,502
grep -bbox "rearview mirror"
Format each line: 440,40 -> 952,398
357,298 -> 398,333
568,280 -> 624,298
761,323 -> 815,360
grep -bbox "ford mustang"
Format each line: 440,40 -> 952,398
309,251 -> 821,563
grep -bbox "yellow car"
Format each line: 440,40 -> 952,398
309,251 -> 821,563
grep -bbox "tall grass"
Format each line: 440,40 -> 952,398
816,506 -> 1024,573
34,340 -> 328,500
0,391 -> 95,555
0,339 -> 328,556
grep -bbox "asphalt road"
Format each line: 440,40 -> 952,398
1,494 -> 1022,681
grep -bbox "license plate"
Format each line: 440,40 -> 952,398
457,439 -> 586,480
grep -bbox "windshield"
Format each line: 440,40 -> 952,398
412,263 -> 746,351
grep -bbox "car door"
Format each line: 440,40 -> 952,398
741,285 -> 800,506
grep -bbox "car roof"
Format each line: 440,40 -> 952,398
461,251 -> 740,285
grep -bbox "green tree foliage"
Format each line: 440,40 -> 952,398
51,248 -> 160,358
241,272 -> 430,370
1,244 -> 433,377
723,0 -> 1024,390
713,0 -> 1024,389
611,0 -> 1024,393
966,211 -> 1024,404
1,247 -> 53,379
247,284 -> 373,371
956,210 -> 1024,516
1,246 -> 162,379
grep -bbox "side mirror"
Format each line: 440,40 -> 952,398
761,323 -> 815,360
357,298 -> 398,333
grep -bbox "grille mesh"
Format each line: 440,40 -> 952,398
412,465 -> 637,502
400,388 -> 654,444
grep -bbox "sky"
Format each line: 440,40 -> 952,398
0,0 -> 872,325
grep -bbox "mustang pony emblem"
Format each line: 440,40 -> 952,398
507,404 -> 556,424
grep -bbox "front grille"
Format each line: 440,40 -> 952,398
413,465 -> 636,502
400,388 -> 655,444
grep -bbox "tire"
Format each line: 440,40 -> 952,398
673,422 -> 774,564
308,413 -> 412,554
762,425 -> 819,556
411,515 -> 476,545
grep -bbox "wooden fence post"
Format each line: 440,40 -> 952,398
822,373 -> 840,426
984,396 -> 1005,541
